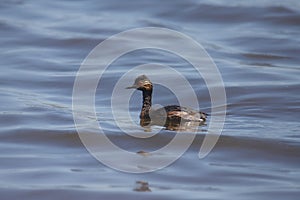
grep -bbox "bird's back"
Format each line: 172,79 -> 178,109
150,105 -> 207,125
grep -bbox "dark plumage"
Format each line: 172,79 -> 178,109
126,75 -> 207,130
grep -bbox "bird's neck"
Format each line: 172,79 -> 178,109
140,89 -> 152,119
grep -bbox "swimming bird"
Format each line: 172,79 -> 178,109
126,75 -> 207,130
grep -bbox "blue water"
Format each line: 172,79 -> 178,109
0,0 -> 300,199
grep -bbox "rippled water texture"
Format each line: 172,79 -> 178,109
0,0 -> 299,199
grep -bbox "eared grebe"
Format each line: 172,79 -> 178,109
126,75 -> 207,130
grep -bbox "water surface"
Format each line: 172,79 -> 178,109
0,0 -> 300,199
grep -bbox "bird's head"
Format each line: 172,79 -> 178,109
126,75 -> 153,91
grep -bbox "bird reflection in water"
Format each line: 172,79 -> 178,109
134,181 -> 151,192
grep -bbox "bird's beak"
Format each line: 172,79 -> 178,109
125,85 -> 137,89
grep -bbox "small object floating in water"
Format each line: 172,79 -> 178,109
136,150 -> 151,156
126,75 -> 207,130
134,181 -> 151,192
